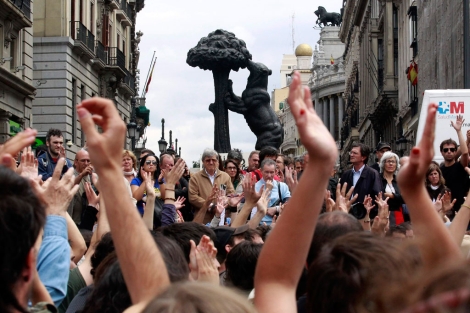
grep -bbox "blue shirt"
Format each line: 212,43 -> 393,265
352,164 -> 365,186
130,177 -> 161,214
254,179 -> 291,225
37,215 -> 70,307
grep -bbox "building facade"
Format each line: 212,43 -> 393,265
278,44 -> 312,156
32,0 -> 148,156
0,0 -> 35,143
339,0 -> 418,170
310,26 -> 346,162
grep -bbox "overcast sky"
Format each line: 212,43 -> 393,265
135,0 -> 342,164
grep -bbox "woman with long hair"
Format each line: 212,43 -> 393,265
224,159 -> 242,190
131,154 -> 161,215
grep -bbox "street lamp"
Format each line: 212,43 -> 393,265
167,130 -> 175,154
127,121 -> 138,151
158,118 -> 167,154
395,136 -> 409,156
179,147 -> 181,157
175,138 -> 178,155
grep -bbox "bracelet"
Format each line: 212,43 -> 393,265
462,204 -> 470,210
363,220 -> 371,223
165,197 -> 176,201
158,181 -> 164,184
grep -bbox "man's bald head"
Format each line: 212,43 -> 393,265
74,149 -> 91,172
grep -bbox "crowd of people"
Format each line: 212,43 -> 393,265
3,71 -> 470,313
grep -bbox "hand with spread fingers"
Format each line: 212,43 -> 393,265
19,146 -> 40,182
0,128 -> 37,171
84,181 -> 100,208
363,195 -> 375,217
324,190 -> 335,213
335,183 -> 358,213
243,173 -> 264,205
31,158 -> 79,217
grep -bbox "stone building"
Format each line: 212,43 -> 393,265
32,0 -> 148,156
310,26 -> 346,154
0,0 -> 35,143
339,0 -> 418,169
278,44 -> 313,156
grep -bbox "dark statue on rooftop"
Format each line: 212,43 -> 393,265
314,6 -> 342,27
187,29 -> 283,152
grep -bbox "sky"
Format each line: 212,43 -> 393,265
135,0 -> 342,163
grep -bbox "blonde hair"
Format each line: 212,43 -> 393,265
142,281 -> 256,313
122,149 -> 137,170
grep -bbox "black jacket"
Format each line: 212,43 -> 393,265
376,175 -> 405,220
340,165 -> 383,219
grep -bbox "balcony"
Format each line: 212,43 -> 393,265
107,0 -> 120,10
70,21 -> 95,61
91,41 -> 107,70
119,68 -> 136,97
2,0 -> 32,28
116,0 -> 133,27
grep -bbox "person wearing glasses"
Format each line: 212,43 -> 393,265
189,148 -> 234,225
131,154 -> 162,215
439,115 -> 469,218
378,151 -> 406,225
224,159 -> 243,190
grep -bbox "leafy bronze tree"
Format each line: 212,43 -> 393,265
187,29 -> 252,152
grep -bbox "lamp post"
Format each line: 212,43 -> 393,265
395,136 -> 409,157
167,130 -> 175,154
126,121 -> 138,151
179,147 -> 181,157
158,118 -> 167,154
175,138 -> 178,156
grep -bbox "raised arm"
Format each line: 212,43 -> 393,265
254,71 -> 338,313
397,103 -> 462,269
452,114 -> 469,167
78,97 -> 170,309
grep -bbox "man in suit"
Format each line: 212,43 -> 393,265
340,143 -> 383,219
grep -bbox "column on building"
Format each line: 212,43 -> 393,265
329,95 -> 335,139
338,94 -> 344,134
0,112 -> 12,143
315,93 -> 323,123
322,98 -> 329,129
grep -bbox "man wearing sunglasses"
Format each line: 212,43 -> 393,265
439,114 -> 469,219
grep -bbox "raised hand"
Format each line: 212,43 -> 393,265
285,166 -> 298,192
0,128 -> 37,171
189,235 -> 219,284
451,114 -> 465,132
31,158 -> 79,216
441,191 -> 456,213
335,183 -> 358,213
164,158 -> 185,185
144,172 -> 156,198
257,187 -> 271,216
363,195 -> 375,216
19,146 -> 40,181
228,193 -> 244,208
174,196 -> 186,210
243,173 -> 264,205
84,181 -> 100,207
287,71 -> 337,164
324,190 -> 335,212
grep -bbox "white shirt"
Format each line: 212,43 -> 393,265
205,169 -> 217,185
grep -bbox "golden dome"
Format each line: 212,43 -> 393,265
295,44 -> 313,57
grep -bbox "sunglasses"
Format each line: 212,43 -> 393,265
443,148 -> 456,153
145,160 -> 158,165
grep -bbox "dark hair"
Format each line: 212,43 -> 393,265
440,138 -> 458,152
351,143 -> 371,164
79,229 -> 94,249
284,156 -> 294,167
225,241 -> 263,292
151,232 -> 189,282
140,149 -> 155,158
35,144 -> 48,158
216,231 -> 251,264
256,225 -> 272,242
227,149 -> 243,163
137,154 -> 160,182
90,232 -> 115,278
160,222 -> 217,263
307,211 -> 363,266
224,159 -> 241,182
81,254 -> 132,313
386,225 -> 407,237
259,146 -> 278,162
46,128 -> 63,142
0,167 -> 46,313
307,232 -> 415,313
